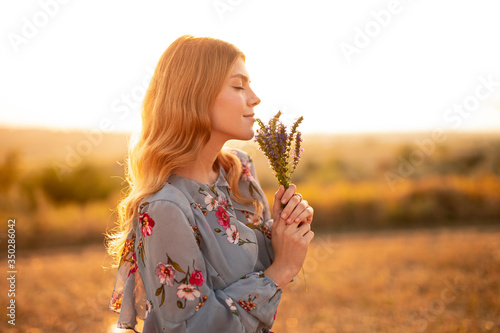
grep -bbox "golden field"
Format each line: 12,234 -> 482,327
0,127 -> 499,332
0,227 -> 499,332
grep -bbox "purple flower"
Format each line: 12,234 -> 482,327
255,111 -> 303,189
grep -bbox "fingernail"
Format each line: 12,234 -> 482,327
281,212 -> 287,219
281,199 -> 287,204
286,218 -> 292,223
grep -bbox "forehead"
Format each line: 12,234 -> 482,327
228,58 -> 249,79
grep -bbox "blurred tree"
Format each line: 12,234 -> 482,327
0,149 -> 20,193
453,151 -> 485,174
38,163 -> 121,205
19,171 -> 41,211
437,149 -> 486,176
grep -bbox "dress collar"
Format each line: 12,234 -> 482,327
168,164 -> 230,195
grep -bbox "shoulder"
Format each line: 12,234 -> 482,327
144,182 -> 190,206
227,148 -> 256,176
227,148 -> 258,180
139,183 -> 194,224
227,148 -> 251,164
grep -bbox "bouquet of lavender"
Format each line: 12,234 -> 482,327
255,111 -> 308,288
255,111 -> 304,190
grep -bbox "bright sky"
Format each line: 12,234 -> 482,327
1,0 -> 499,134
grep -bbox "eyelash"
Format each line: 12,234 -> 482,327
233,86 -> 244,90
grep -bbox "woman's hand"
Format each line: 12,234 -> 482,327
264,184 -> 315,288
272,184 -> 314,225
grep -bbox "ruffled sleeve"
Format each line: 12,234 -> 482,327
111,198 -> 281,332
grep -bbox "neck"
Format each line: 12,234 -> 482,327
174,135 -> 226,185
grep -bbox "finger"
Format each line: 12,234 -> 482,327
304,230 -> 315,243
295,221 -> 312,237
272,210 -> 289,237
273,185 -> 286,217
280,183 -> 297,205
287,201 -> 310,224
290,202 -> 313,224
306,206 -> 314,223
297,223 -> 314,244
281,194 -> 304,223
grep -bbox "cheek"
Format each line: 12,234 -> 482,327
211,95 -> 227,119
218,94 -> 243,116
223,92 -> 243,107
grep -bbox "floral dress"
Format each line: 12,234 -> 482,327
109,149 -> 281,333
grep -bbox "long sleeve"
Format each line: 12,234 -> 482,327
137,199 -> 281,333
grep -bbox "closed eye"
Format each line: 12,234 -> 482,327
233,86 -> 244,90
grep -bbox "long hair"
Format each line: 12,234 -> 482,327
106,35 -> 261,266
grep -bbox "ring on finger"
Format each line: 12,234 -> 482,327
293,193 -> 303,202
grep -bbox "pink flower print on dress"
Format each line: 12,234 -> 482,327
225,297 -> 237,311
189,270 -> 205,287
226,225 -> 240,244
155,262 -> 176,287
139,212 -> 155,237
240,158 -> 254,182
215,206 -> 231,229
204,194 -> 218,211
145,300 -> 153,319
177,284 -> 201,301
217,195 -> 228,209
128,252 -> 139,277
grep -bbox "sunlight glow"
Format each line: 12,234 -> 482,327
1,1 -> 499,134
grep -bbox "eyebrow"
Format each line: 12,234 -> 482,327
229,73 -> 250,83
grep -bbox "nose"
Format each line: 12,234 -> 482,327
248,88 -> 261,107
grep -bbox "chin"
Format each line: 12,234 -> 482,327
228,128 -> 254,141
240,130 -> 255,141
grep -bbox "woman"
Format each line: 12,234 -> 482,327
107,35 -> 314,333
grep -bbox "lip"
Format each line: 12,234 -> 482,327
244,115 -> 255,122
243,113 -> 255,121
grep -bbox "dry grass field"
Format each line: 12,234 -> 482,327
1,127 -> 499,332
1,226 -> 499,333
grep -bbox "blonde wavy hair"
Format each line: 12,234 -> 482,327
106,35 -> 262,266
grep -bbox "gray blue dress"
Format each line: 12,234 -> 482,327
109,149 -> 281,332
